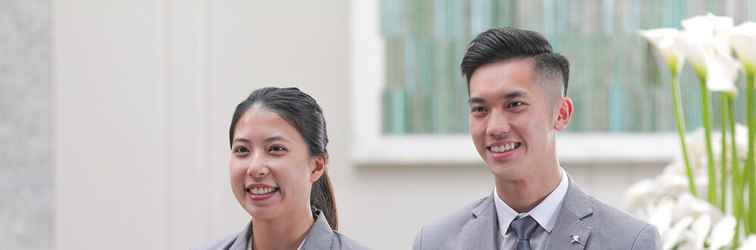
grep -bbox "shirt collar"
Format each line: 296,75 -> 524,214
494,167 -> 569,237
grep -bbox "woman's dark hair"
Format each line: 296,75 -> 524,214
229,87 -> 338,230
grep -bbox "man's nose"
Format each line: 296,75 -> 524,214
486,110 -> 511,138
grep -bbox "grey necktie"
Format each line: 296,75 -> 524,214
509,216 -> 539,250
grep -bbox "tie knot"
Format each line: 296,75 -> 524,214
509,215 -> 539,240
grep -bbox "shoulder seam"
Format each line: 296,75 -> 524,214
630,223 -> 652,250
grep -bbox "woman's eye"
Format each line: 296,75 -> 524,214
232,146 -> 250,156
269,145 -> 288,153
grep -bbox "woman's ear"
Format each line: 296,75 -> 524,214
309,155 -> 326,183
554,97 -> 573,131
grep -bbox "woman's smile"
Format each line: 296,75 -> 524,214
245,183 -> 281,201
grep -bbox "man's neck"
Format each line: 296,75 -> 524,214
251,206 -> 314,250
494,165 -> 562,213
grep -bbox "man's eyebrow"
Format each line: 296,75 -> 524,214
503,90 -> 527,100
468,91 -> 528,104
468,97 -> 485,105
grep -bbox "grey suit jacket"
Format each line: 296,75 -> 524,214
196,211 -> 368,250
413,180 -> 661,250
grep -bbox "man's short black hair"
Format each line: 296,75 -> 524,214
461,28 -> 570,96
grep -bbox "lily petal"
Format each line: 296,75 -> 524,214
691,214 -> 711,248
664,216 -> 694,250
731,22 -> 756,72
704,48 -> 740,94
678,13 -> 740,92
640,28 -> 685,73
739,235 -> 756,249
709,216 -> 736,249
681,13 -> 734,37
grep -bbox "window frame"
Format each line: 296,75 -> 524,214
350,0 -> 677,166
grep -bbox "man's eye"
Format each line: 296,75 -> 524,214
508,101 -> 525,108
471,106 -> 487,113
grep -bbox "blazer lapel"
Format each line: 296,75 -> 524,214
301,211 -> 335,250
228,222 -> 252,250
457,194 -> 498,250
547,181 -> 594,250
234,210 -> 333,250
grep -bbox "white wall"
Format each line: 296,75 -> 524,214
52,1 -> 665,249
0,1 -> 51,250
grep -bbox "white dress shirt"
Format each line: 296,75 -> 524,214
494,167 -> 569,250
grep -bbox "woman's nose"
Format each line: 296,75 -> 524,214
246,156 -> 271,178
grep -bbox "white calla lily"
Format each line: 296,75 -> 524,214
709,216 -> 736,249
681,13 -> 734,56
740,235 -> 756,250
650,198 -> 675,234
625,179 -> 655,210
664,216 -> 695,250
681,13 -> 734,35
678,14 -> 738,92
679,14 -> 733,76
640,28 -> 685,74
691,214 -> 712,248
731,22 -> 756,72
678,31 -> 712,77
704,50 -> 740,94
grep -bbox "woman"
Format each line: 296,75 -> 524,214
200,87 -> 367,250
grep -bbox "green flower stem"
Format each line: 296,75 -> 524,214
671,71 -> 697,197
720,94 -> 728,210
728,94 -> 742,248
746,69 -> 755,234
698,78 -> 717,205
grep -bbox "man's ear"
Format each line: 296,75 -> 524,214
309,155 -> 326,183
554,97 -> 573,131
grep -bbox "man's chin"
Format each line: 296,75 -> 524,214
486,159 -> 528,176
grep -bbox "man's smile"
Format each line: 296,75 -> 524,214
487,142 -> 522,153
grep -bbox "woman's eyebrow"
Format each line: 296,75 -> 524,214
232,138 -> 250,144
264,135 -> 288,143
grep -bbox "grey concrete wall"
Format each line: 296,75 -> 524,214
0,0 -> 51,250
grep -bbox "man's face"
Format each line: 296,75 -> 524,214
468,58 -> 569,180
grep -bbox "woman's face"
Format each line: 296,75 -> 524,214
229,106 -> 324,221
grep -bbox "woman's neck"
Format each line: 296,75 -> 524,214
251,206 -> 315,250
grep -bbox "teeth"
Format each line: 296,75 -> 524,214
248,187 -> 276,195
490,143 -> 518,153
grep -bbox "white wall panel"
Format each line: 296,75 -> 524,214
53,1 -> 167,249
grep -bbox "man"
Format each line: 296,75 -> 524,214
413,28 -> 661,250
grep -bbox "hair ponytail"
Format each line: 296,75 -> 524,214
310,172 -> 338,230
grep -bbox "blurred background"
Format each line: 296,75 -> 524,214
1,0 -> 754,249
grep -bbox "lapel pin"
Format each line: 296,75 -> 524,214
570,235 -> 581,244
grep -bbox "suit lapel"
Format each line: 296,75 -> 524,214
228,222 -> 251,250
234,210 -> 333,250
457,194 -> 498,250
301,211 -> 334,250
547,181 -> 594,250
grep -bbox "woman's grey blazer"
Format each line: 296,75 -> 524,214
195,211 -> 368,250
